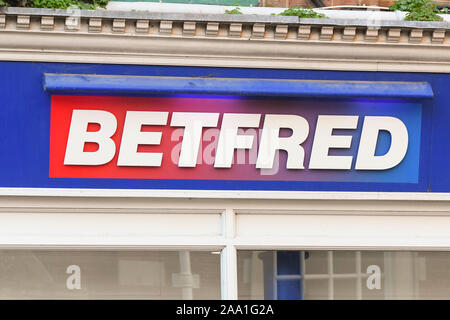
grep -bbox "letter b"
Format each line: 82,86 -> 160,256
64,110 -> 117,166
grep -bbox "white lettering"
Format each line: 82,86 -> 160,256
62,110 -> 410,172
171,112 -> 219,167
355,116 -> 409,170
256,114 -> 309,169
64,110 -> 117,166
117,111 -> 168,166
214,113 -> 261,168
309,115 -> 359,170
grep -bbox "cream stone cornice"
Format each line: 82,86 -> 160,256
1,7 -> 450,72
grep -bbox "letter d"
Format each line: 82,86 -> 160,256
356,116 -> 408,170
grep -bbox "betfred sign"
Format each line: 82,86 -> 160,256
49,95 -> 422,183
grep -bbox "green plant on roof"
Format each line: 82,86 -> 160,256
0,0 -> 108,9
390,0 -> 447,21
278,6 -> 327,18
225,7 -> 243,14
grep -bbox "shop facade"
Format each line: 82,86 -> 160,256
0,7 -> 449,299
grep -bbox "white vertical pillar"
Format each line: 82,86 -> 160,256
356,251 -> 362,300
221,208 -> 238,300
328,251 -> 334,300
179,250 -> 193,300
301,251 -> 306,300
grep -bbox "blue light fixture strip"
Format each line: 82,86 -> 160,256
43,73 -> 434,99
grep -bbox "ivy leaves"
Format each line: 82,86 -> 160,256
224,7 -> 242,14
0,0 -> 108,9
278,6 -> 327,18
224,5 -> 326,18
390,0 -> 447,21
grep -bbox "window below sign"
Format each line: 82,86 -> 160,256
2,249 -> 449,299
237,250 -> 450,300
0,250 -> 221,299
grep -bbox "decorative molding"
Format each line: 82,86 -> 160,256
342,26 -> 356,41
0,9 -> 446,44
252,23 -> 265,39
183,21 -> 196,37
135,19 -> 149,34
387,28 -> 401,43
366,27 -> 380,42
229,23 -> 242,38
112,18 -> 126,34
206,22 -> 219,37
88,17 -> 102,33
320,26 -> 334,41
65,16 -> 80,32
0,14 -> 6,29
159,20 -> 173,35
298,25 -> 311,40
274,24 -> 288,40
16,15 -> 29,30
432,29 -> 446,44
409,28 -> 423,43
0,9 -> 449,73
40,16 -> 54,31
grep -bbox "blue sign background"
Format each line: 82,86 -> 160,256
0,61 -> 445,192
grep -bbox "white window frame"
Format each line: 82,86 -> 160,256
271,250 -> 385,300
0,188 -> 448,300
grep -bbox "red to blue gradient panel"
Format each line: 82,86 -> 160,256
49,95 -> 421,183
